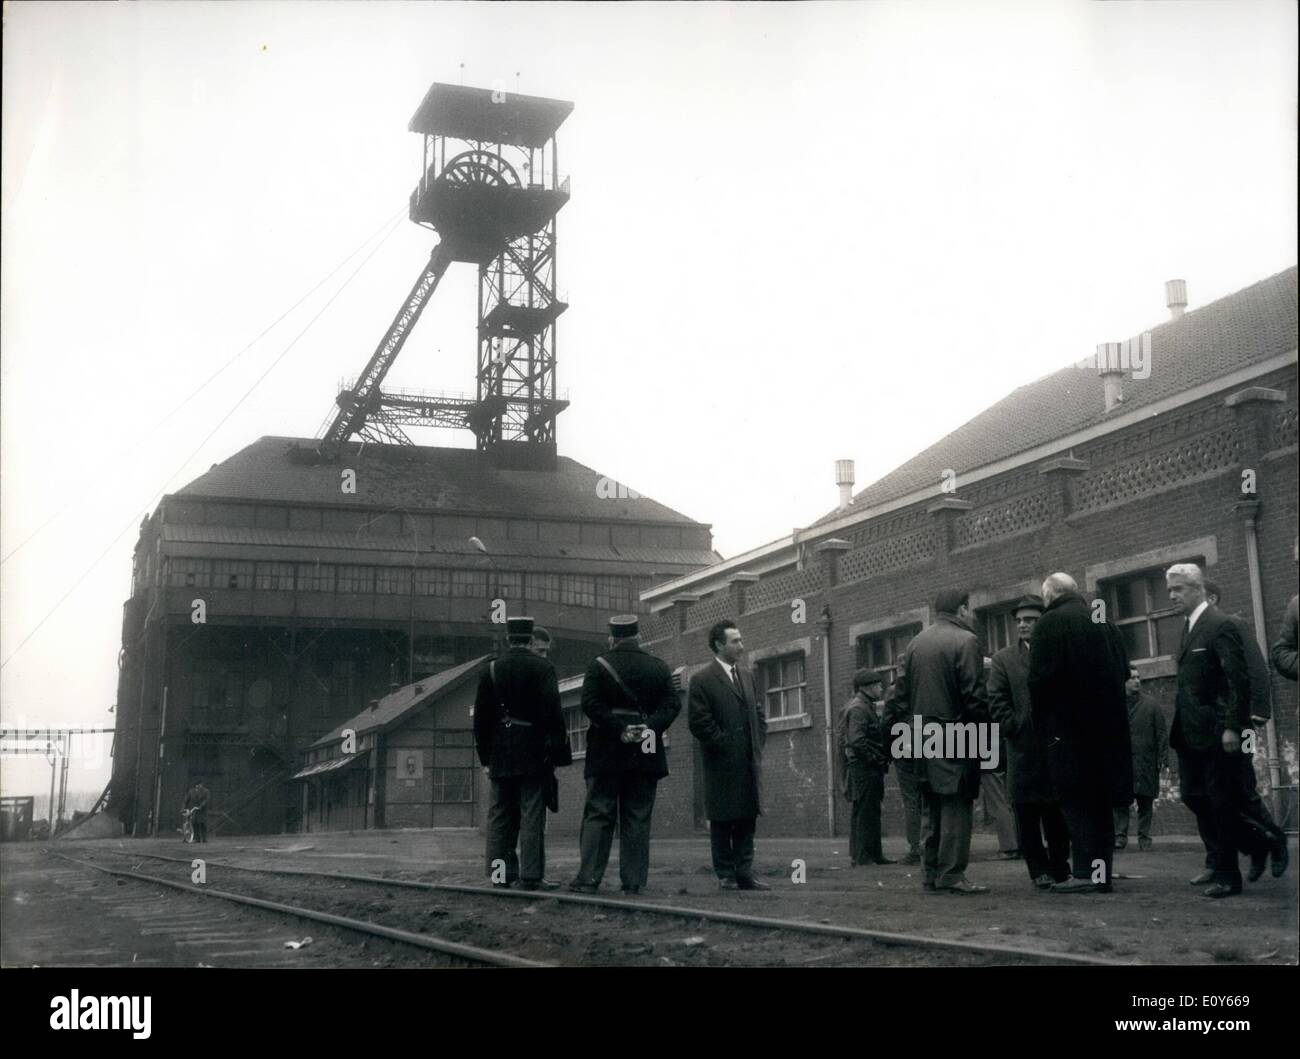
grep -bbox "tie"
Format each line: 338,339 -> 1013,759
731,667 -> 744,700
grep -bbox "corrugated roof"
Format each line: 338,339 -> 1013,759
813,266 -> 1297,525
311,655 -> 490,748
176,440 -> 705,526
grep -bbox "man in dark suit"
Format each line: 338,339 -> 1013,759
1168,566 -> 1282,897
688,620 -> 768,891
988,594 -> 1069,888
839,669 -> 895,866
569,615 -> 681,896
473,616 -> 565,891
1027,573 -> 1132,894
892,589 -> 990,895
1202,582 -> 1288,880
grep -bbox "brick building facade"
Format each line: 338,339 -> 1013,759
548,268 -> 1299,842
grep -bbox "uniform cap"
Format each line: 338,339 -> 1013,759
609,614 -> 639,638
506,616 -> 535,638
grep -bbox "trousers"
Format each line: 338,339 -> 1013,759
1058,791 -> 1114,883
1014,801 -> 1070,881
709,818 -> 757,882
981,771 -> 1020,852
849,769 -> 886,864
1113,796 -> 1153,844
574,773 -> 659,890
485,775 -> 547,883
895,763 -> 923,852
921,789 -> 973,888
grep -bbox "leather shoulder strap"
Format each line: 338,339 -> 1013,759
596,656 -> 640,709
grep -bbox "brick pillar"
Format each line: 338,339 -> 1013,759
926,497 -> 973,557
726,572 -> 759,615
813,538 -> 852,586
1038,454 -> 1090,519
670,594 -> 700,635
1225,386 -> 1286,499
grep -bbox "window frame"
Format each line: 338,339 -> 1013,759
757,652 -> 807,721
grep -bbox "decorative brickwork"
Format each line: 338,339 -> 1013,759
742,565 -> 827,613
952,488 -> 1053,549
1072,426 -> 1240,514
838,527 -> 939,585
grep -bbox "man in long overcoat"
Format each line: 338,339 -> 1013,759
1027,573 -> 1132,894
1113,667 -> 1167,851
892,589 -> 990,895
688,619 -> 768,890
988,594 -> 1068,887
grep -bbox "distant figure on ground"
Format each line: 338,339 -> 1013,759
1113,667 -> 1167,852
838,669 -> 895,866
183,781 -> 210,843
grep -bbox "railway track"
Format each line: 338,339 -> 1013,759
73,846 -> 1128,967
40,851 -> 550,968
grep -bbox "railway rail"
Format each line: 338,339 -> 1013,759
73,846 -> 1128,967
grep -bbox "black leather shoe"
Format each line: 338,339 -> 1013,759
1204,882 -> 1242,899
1272,840 -> 1290,878
1247,852 -> 1268,883
718,878 -> 739,891
922,880 -> 938,892
518,879 -> 560,892
1051,878 -> 1100,894
492,880 -> 515,889
902,850 -> 922,865
621,886 -> 642,896
568,881 -> 599,894
870,857 -> 898,865
737,877 -> 770,891
1189,869 -> 1216,885
1032,874 -> 1055,890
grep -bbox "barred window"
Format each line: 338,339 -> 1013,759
169,558 -> 211,589
297,562 -> 336,593
255,562 -> 295,591
596,576 -> 631,612
450,570 -> 488,598
561,575 -> 596,608
564,703 -> 590,756
758,653 -> 806,720
856,624 -> 921,692
1100,562 -> 1200,662
375,567 -> 412,595
415,569 -> 450,597
337,565 -> 374,594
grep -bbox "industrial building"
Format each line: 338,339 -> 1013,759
623,267 -> 1298,841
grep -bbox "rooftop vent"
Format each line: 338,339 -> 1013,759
834,459 -> 855,511
1165,279 -> 1187,320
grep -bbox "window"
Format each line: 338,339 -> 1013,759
596,576 -> 632,612
415,569 -> 450,597
297,562 -> 336,593
170,558 -> 211,589
530,573 -> 562,604
337,565 -> 373,594
856,624 -> 921,692
192,659 -> 243,725
758,653 -> 806,720
431,730 -> 475,803
495,571 -> 523,600
328,658 -> 358,715
1101,564 -> 1198,662
211,560 -> 254,590
980,608 -> 1016,655
561,575 -> 596,608
375,567 -> 411,595
564,703 -> 590,756
450,570 -> 488,598
255,562 -> 295,591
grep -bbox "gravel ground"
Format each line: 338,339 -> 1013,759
6,829 -> 1295,966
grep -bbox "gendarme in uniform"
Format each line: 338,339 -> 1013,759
570,615 -> 681,895
473,616 -> 565,890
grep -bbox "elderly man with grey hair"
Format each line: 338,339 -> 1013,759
1166,563 -> 1282,897
1027,572 -> 1132,893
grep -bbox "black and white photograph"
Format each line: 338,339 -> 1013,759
1,0 -> 1296,1038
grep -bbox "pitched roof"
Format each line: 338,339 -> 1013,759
311,655 -> 490,748
177,438 -> 706,527
814,266 -> 1297,525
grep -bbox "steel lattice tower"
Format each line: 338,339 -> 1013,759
320,83 -> 571,465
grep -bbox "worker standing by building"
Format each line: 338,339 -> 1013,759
183,781 -> 210,843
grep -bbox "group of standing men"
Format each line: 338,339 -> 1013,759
474,615 -> 768,894
838,566 -> 1292,899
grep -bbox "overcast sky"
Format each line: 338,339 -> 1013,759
2,0 -> 1295,801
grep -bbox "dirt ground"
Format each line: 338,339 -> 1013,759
4,829 -> 1295,966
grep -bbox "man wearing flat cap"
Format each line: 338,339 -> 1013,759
570,615 -> 682,895
988,595 -> 1070,888
473,616 -> 566,891
838,669 -> 895,866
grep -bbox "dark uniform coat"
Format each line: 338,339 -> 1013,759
839,693 -> 888,800
892,614 -> 989,797
1027,591 -> 1133,805
987,641 -> 1054,804
1127,691 -> 1168,799
688,660 -> 766,821
1169,605 -> 1250,753
473,646 -> 564,779
580,640 -> 681,779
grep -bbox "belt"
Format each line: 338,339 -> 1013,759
499,716 -> 533,728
